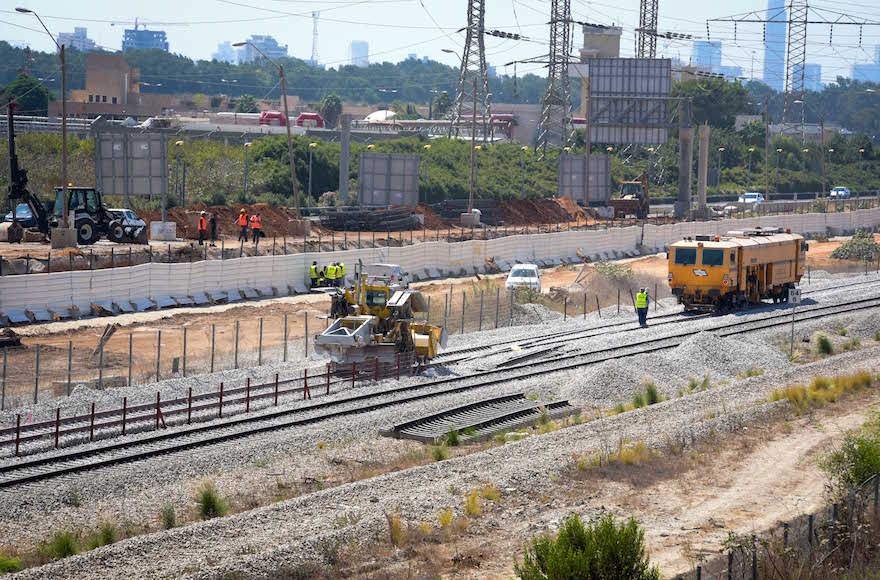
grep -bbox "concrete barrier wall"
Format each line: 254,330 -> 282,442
2,208 -> 879,315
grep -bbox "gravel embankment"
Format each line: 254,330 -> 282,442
2,271 -> 880,577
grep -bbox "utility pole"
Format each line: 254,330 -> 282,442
636,0 -> 659,58
584,80 -> 591,204
536,0 -> 572,154
448,0 -> 490,140
279,64 -> 301,218
820,116 -> 826,197
765,96 -> 770,199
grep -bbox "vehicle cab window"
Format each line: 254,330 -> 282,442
365,289 -> 387,307
701,249 -> 724,266
673,248 -> 697,265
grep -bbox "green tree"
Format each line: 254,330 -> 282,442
3,74 -> 50,116
671,78 -> 751,129
432,91 -> 450,119
319,93 -> 343,128
234,94 -> 258,113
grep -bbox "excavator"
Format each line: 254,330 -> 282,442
314,269 -> 446,364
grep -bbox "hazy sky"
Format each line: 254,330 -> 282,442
2,0 -> 879,83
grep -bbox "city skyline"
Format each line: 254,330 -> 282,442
3,0 -> 878,84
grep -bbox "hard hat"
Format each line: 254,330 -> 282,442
201,211 -> 206,215
313,261 -> 317,265
240,208 -> 246,213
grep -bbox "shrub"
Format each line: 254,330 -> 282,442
445,429 -> 461,447
644,382 -> 660,405
821,428 -> 880,497
613,403 -> 626,414
417,522 -> 432,537
438,508 -> 453,528
386,512 -> 405,546
480,484 -> 501,502
86,522 -> 118,550
817,334 -> 834,355
738,367 -> 764,379
515,513 -> 660,580
430,445 -> 449,461
161,503 -> 176,529
195,481 -> 228,520
40,531 -> 79,560
631,392 -> 646,409
465,490 -> 482,518
595,261 -> 634,282
700,373 -> 711,391
0,554 -> 21,573
842,338 -> 861,351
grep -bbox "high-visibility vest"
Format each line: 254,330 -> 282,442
238,214 -> 248,227
339,263 -> 345,276
310,265 -> 318,278
198,217 -> 207,231
251,215 -> 261,229
635,292 -> 648,309
327,265 -> 337,279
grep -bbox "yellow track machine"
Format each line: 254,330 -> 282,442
313,276 -> 447,364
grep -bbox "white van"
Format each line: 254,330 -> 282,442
365,263 -> 410,288
505,264 -> 541,291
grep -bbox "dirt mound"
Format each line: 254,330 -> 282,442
140,203 -> 298,240
414,203 -> 448,229
496,196 -> 592,226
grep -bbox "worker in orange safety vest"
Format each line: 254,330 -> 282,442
197,211 -> 207,246
237,209 -> 249,242
250,212 -> 262,245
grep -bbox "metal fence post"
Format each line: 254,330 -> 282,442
156,330 -> 162,382
99,342 -> 104,390
182,327 -> 187,377
509,289 -> 513,327
751,535 -> 757,580
34,344 -> 40,404
444,294 -> 448,329
596,295 -> 601,318
258,317 -> 263,366
696,566 -> 701,580
564,297 -> 568,321
460,292 -> 466,334
234,320 -> 239,369
783,522 -> 789,548
304,312 -> 309,358
831,503 -> 838,549
495,287 -> 500,329
727,551 -> 733,580
283,314 -> 289,362
427,296 -> 431,325
874,474 -> 879,513
127,334 -> 132,387
479,290 -> 484,332
1,347 -> 5,410
583,293 -> 587,319
210,324 -> 216,374
617,288 -> 620,313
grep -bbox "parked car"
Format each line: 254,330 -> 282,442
830,186 -> 851,199
365,263 -> 410,288
738,193 -> 765,205
505,264 -> 542,291
3,203 -> 36,228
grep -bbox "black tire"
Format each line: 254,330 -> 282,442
76,217 -> 98,245
108,220 -> 126,244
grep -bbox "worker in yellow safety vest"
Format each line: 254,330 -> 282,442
326,263 -> 337,287
310,261 -> 319,288
338,262 -> 346,287
636,288 -> 649,328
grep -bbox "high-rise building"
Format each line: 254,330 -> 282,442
122,24 -> 168,52
717,64 -> 744,80
349,41 -> 369,67
58,27 -> 96,52
240,35 -> 288,63
804,63 -> 822,92
692,41 -> 722,71
763,0 -> 786,92
407,53 -> 418,60
212,41 -> 236,64
852,46 -> 880,83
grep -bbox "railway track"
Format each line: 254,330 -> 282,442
1,292 -> 877,491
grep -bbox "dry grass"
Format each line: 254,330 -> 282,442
464,490 -> 482,518
770,371 -> 875,414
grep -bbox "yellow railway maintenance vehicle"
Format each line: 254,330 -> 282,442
668,227 -> 807,311
314,274 -> 447,364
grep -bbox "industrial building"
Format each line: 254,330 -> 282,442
49,53 -> 172,119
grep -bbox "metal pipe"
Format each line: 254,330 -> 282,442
156,330 -> 161,382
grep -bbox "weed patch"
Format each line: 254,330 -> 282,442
161,503 -> 176,530
430,444 -> 449,461
465,490 -> 482,518
195,481 -> 229,520
39,531 -> 78,560
771,371 -> 874,414
817,334 -> 834,356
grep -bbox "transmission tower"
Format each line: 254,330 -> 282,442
448,0 -> 490,140
781,0 -> 808,136
311,12 -> 320,65
535,0 -> 572,154
636,0 -> 659,58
